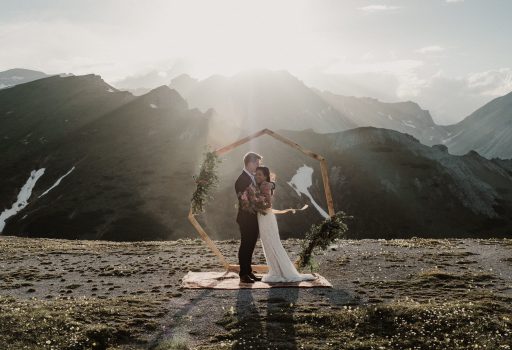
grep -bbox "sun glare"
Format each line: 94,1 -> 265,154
153,0 -> 317,78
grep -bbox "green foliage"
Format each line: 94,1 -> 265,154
191,149 -> 222,214
298,211 -> 352,271
154,336 -> 190,350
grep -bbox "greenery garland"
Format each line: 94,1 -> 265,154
191,149 -> 222,215
298,211 -> 352,272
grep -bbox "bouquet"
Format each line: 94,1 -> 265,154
239,183 -> 272,215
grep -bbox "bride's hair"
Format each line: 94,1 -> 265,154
256,166 -> 276,194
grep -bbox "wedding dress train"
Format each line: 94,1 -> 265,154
257,208 -> 317,283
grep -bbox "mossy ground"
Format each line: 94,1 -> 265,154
0,295 -> 164,349
210,286 -> 511,350
1,236 -> 511,349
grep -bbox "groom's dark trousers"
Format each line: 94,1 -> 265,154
235,171 -> 259,277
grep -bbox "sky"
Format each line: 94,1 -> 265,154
1,0 -> 511,124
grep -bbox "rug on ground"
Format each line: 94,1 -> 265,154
181,271 -> 333,289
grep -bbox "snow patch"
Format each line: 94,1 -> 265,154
39,166 -> 76,198
402,120 -> 416,128
150,104 -> 158,109
287,165 -> 330,219
379,111 -> 393,120
107,88 -> 114,93
0,168 -> 45,233
442,130 -> 463,144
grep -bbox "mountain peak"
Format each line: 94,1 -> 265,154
0,68 -> 51,88
0,68 -> 48,76
169,74 -> 199,97
170,74 -> 197,85
140,85 -> 188,110
0,73 -> 124,98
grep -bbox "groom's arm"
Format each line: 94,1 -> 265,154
235,176 -> 242,198
235,174 -> 249,199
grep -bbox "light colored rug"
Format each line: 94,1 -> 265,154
181,271 -> 333,289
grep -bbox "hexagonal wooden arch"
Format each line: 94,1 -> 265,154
188,128 -> 335,273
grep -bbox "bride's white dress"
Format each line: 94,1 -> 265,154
258,208 -> 317,283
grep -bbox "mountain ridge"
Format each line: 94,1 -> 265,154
1,71 -> 511,240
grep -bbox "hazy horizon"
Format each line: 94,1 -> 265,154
1,0 -> 511,124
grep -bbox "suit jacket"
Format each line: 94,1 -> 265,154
235,171 -> 258,227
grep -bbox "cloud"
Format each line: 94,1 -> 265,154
313,58 -> 512,124
0,0 -> 315,81
415,46 -> 445,54
402,68 -> 512,124
358,5 -> 401,13
466,68 -> 512,96
324,58 -> 426,98
446,0 -> 464,3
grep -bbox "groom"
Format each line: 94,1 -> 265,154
235,152 -> 263,283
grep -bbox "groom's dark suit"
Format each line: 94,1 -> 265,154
235,170 -> 259,277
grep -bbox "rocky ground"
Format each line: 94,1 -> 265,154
0,235 -> 511,350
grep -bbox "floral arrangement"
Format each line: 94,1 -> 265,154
190,149 -> 222,215
297,211 -> 352,272
239,183 -> 272,215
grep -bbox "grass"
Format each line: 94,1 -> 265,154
0,294 -> 165,349
357,268 -> 500,304
153,337 -> 190,350
1,236 -> 510,349
211,295 -> 512,349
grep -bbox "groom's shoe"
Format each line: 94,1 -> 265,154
239,274 -> 255,283
248,272 -> 262,281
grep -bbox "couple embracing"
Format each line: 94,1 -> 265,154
235,152 -> 317,284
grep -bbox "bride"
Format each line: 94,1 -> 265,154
254,166 -> 318,283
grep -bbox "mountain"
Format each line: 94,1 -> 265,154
0,68 -> 54,89
170,69 -> 512,160
441,91 -> 512,159
169,70 -> 450,146
1,76 -> 212,240
169,69 -> 357,137
0,68 -> 52,89
275,128 -> 512,237
318,90 -> 450,146
111,59 -> 193,92
201,127 -> 512,239
0,74 -> 134,174
1,73 -> 512,240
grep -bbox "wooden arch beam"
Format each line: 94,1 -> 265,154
188,129 -> 335,273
